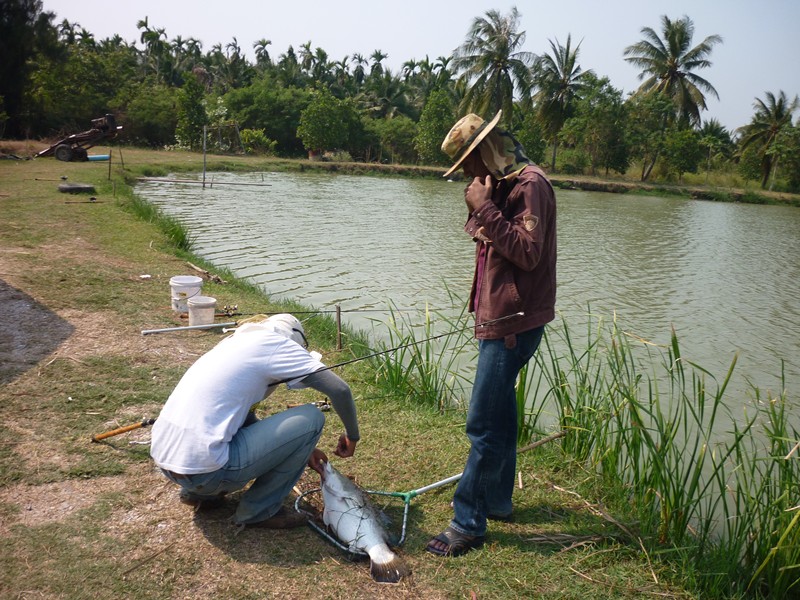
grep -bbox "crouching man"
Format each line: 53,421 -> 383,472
150,314 -> 359,528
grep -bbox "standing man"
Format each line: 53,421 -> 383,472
151,313 -> 359,528
427,111 -> 557,556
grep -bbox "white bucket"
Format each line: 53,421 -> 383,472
170,275 -> 203,313
188,295 -> 217,326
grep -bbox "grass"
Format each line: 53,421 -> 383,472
1,146 -> 796,599
513,313 -> 800,598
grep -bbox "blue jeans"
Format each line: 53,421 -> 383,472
450,326 -> 545,537
162,404 -> 325,524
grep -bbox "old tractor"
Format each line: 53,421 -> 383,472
36,114 -> 121,162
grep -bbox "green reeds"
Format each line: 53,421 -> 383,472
526,312 -> 800,597
372,303 -> 799,596
369,294 -> 474,411
120,193 -> 193,251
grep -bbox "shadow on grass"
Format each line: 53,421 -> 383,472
0,278 -> 74,385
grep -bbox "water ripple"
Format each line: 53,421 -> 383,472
138,173 -> 799,399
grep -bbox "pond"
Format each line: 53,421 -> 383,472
137,171 -> 799,407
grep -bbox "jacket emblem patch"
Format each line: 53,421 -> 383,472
523,214 -> 539,232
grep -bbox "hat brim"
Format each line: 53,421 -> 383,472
443,110 -> 503,178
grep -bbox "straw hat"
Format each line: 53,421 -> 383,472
441,110 -> 502,177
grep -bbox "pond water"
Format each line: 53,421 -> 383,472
137,171 -> 799,407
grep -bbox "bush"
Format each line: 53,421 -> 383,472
240,128 -> 277,155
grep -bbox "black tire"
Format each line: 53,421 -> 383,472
54,144 -> 74,162
72,147 -> 88,161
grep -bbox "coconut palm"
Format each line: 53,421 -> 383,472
452,7 -> 535,125
737,90 -> 799,188
623,14 -> 721,126
533,34 -> 593,172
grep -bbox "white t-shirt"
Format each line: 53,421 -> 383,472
150,323 -> 325,474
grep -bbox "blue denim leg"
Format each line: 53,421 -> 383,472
450,326 -> 544,537
167,404 -> 325,524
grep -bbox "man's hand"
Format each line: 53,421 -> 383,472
307,448 -> 328,475
333,433 -> 356,458
465,175 -> 493,213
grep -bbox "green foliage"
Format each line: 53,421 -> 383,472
224,79 -> 311,156
373,115 -> 418,164
0,0 -> 61,137
737,144 -> 763,183
625,93 -> 673,180
528,314 -> 800,598
736,91 -> 799,188
297,89 -> 360,156
122,82 -> 177,147
623,15 -> 722,126
370,298 -> 473,410
239,128 -> 277,155
175,74 -> 207,150
512,110 -> 548,165
414,89 -> 455,166
560,74 -> 629,175
453,7 -> 535,122
663,127 -> 703,181
3,3 -> 797,190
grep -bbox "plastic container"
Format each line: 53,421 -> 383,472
188,296 -> 217,326
170,275 -> 203,313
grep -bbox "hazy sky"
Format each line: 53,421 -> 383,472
42,0 -> 799,132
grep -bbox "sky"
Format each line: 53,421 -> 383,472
41,0 -> 800,132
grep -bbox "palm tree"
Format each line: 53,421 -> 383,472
533,34 -> 593,171
253,39 -> 272,67
737,91 -> 799,188
698,118 -> 732,183
361,69 -> 413,120
623,14 -> 722,126
451,7 -> 535,125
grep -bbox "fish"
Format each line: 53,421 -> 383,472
321,461 -> 411,584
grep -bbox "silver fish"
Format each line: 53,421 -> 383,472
321,462 -> 411,584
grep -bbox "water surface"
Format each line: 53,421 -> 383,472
138,171 -> 799,402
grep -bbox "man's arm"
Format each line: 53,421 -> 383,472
300,369 -> 360,444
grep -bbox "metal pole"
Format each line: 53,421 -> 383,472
202,125 -> 207,189
141,321 -> 237,335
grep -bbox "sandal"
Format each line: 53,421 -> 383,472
426,527 -> 485,557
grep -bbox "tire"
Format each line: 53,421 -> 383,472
54,144 -> 74,162
72,147 -> 88,162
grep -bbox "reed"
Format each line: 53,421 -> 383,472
371,303 -> 799,596
369,292 -> 474,411
527,313 -> 800,597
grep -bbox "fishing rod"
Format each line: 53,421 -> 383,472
93,311 -> 524,441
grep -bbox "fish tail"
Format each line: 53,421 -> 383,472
368,544 -> 411,584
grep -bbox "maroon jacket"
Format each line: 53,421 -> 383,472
463,165 -> 557,340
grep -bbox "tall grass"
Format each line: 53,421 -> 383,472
525,313 -> 800,598
119,192 -> 194,251
368,293 -> 474,411
370,304 -> 799,596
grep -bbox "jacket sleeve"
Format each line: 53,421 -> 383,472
469,175 -> 554,272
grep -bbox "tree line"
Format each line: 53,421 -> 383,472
1,1 -> 798,191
